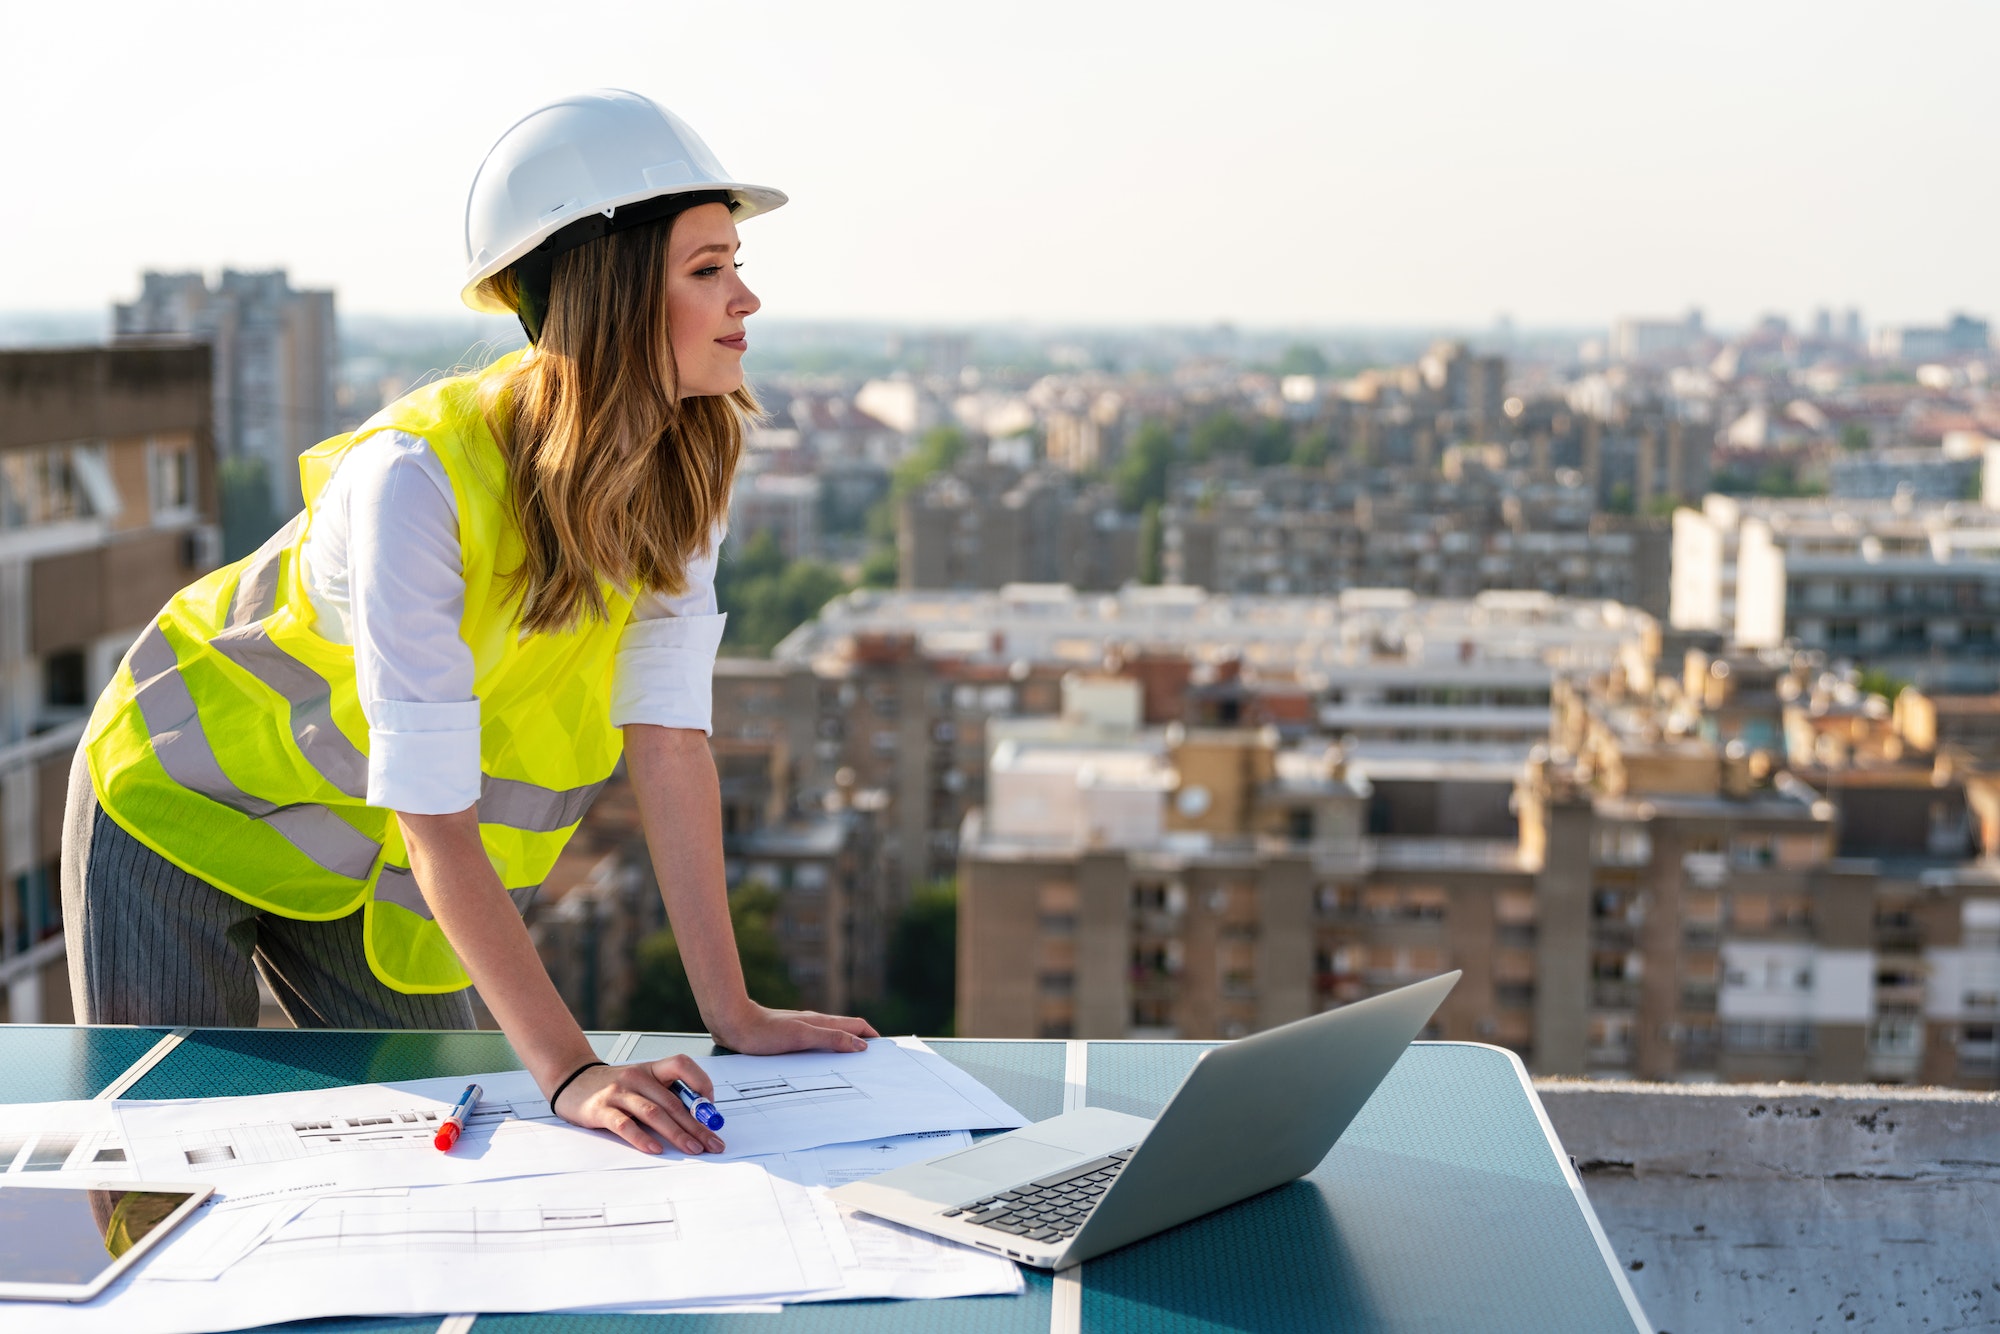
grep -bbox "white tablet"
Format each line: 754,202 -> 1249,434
0,1179 -> 213,1302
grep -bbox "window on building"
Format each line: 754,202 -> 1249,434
1587,1015 -> 1631,1056
12,867 -> 59,952
0,444 -> 94,529
43,649 -> 87,711
148,437 -> 195,516
1730,893 -> 1773,931
1724,1022 -> 1812,1053
1867,1017 -> 1922,1057
1594,825 -> 1652,866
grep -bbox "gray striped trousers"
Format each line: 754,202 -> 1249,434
59,743 -> 473,1030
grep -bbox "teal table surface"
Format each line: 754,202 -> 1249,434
0,1027 -> 1646,1334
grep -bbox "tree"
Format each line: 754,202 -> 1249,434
1857,668 -> 1909,702
1114,421 -> 1175,513
219,457 -> 283,562
1249,418 -> 1293,468
1291,429 -> 1333,470
1274,343 -> 1331,377
866,881 -> 958,1037
890,424 -> 970,500
714,529 -> 849,654
859,543 -> 899,589
1839,422 -> 1872,453
1137,501 -> 1163,584
1188,412 -> 1251,464
622,883 -> 798,1032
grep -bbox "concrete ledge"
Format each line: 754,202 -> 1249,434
1536,1080 -> 2000,1331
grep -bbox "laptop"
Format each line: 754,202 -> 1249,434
833,970 -> 1458,1270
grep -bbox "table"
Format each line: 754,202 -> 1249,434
4,1026 -> 1649,1333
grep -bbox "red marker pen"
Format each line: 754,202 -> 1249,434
434,1083 -> 482,1152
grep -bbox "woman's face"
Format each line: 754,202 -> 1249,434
666,202 -> 760,398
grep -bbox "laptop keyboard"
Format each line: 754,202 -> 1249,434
940,1146 -> 1135,1244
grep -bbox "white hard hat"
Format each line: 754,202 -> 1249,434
461,88 -> 787,314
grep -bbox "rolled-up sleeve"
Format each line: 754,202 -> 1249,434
343,431 -> 485,815
367,699 -> 483,814
609,612 -> 729,732
611,523 -> 727,733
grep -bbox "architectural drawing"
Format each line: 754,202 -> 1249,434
710,1071 -> 866,1117
263,1196 -> 680,1259
170,1098 -> 551,1170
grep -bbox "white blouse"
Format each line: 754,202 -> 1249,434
299,429 -> 727,816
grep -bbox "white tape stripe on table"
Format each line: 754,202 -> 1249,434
1051,1039 -> 1087,1334
93,1027 -> 192,1100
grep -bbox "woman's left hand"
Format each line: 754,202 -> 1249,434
710,1003 -> 880,1055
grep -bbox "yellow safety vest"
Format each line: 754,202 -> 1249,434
84,351 -> 632,993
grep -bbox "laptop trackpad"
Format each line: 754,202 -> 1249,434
930,1136 -> 1081,1189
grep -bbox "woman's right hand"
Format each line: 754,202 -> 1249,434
550,1056 -> 727,1157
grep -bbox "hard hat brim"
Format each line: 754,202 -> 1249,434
459,181 -> 787,315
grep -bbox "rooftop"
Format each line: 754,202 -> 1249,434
778,585 -> 1649,681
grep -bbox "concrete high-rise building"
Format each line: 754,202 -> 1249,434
114,270 -> 337,518
0,345 -> 219,1022
955,638 -> 2000,1089
1610,310 -> 1705,364
900,466 -> 1139,592
1870,313 -> 1992,363
1671,494 -> 2000,688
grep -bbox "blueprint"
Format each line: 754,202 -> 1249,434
115,1039 -> 1028,1193
19,1162 -> 823,1333
600,1132 -> 1022,1311
0,1100 -> 129,1176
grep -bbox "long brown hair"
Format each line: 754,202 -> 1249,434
476,216 -> 756,635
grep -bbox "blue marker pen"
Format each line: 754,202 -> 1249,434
669,1078 -> 724,1132
434,1082 -> 482,1152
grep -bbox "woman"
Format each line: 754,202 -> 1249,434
60,89 -> 875,1158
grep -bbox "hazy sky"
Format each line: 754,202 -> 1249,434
7,1 -> 1997,329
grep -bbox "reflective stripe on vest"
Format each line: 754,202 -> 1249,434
375,865 -> 540,921
127,621 -> 382,880
210,513 -> 608,830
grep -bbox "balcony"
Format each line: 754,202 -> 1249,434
1592,981 -> 1641,1011
1591,921 -> 1638,949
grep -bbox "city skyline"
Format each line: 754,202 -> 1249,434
6,1 -> 1997,327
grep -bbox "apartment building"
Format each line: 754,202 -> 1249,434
955,678 -> 1540,1053
729,471 -> 821,561
114,269 -> 337,520
1537,645 -> 2000,1087
1164,493 -> 1669,617
0,345 -> 218,1021
1672,493 -> 2000,687
1829,447 -> 1981,502
899,465 -> 1139,592
771,585 -> 1646,902
957,627 -> 2000,1087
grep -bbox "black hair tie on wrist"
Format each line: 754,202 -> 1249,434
549,1059 -> 608,1113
